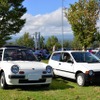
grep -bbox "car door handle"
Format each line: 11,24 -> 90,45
59,63 -> 61,65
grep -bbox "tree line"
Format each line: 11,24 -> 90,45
8,32 -> 100,51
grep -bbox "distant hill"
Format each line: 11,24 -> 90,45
9,33 -> 74,43
44,34 -> 74,42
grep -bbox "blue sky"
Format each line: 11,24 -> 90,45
23,0 -> 78,15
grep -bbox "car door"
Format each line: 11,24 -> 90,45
57,52 -> 75,79
49,52 -> 61,75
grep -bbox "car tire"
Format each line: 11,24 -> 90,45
76,73 -> 86,86
0,72 -> 8,89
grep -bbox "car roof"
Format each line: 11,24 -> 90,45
53,50 -> 87,54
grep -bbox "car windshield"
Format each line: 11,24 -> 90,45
95,51 -> 100,59
71,52 -> 100,63
3,49 -> 38,61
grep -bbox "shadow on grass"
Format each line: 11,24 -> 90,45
60,76 -> 100,87
50,78 -> 74,90
89,82 -> 100,86
8,78 -> 74,91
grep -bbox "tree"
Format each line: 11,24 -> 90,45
65,0 -> 100,50
94,31 -> 100,48
40,36 -> 45,48
71,38 -> 82,50
46,36 -> 59,50
63,40 -> 72,49
16,32 -> 34,48
0,0 -> 26,47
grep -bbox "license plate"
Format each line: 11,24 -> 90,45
28,74 -> 41,80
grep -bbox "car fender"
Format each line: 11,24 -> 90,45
74,63 -> 89,74
0,61 -> 14,79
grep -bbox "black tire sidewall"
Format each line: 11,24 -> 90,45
0,72 -> 7,89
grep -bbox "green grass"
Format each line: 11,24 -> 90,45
41,60 -> 48,63
0,78 -> 100,100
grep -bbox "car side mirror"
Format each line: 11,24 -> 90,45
67,59 -> 74,64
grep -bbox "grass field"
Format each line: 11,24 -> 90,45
0,60 -> 100,100
0,78 -> 100,100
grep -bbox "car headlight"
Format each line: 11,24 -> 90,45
46,65 -> 52,73
89,70 -> 94,76
11,65 -> 19,74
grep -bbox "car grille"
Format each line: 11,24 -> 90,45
94,72 -> 100,78
94,71 -> 100,81
19,79 -> 46,83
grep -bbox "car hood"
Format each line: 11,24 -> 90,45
81,63 -> 100,71
6,61 -> 47,70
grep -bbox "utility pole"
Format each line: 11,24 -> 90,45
34,32 -> 40,49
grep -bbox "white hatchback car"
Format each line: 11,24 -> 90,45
0,46 -> 53,89
48,50 -> 100,86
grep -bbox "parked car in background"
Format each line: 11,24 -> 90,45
0,45 -> 53,89
57,48 -> 71,51
40,49 -> 51,59
87,48 -> 99,54
33,49 -> 50,59
33,49 -> 43,59
48,50 -> 100,86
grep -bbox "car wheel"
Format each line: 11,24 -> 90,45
76,73 -> 86,86
0,72 -> 8,89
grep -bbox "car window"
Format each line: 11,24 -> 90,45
96,51 -> 100,58
61,53 -> 71,62
3,49 -> 38,61
71,52 -> 100,63
51,53 -> 61,61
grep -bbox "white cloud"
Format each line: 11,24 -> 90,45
16,8 -> 100,39
18,8 -> 72,37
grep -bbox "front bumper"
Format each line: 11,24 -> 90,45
85,71 -> 100,83
9,75 -> 25,79
7,74 -> 53,85
9,75 -> 53,79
